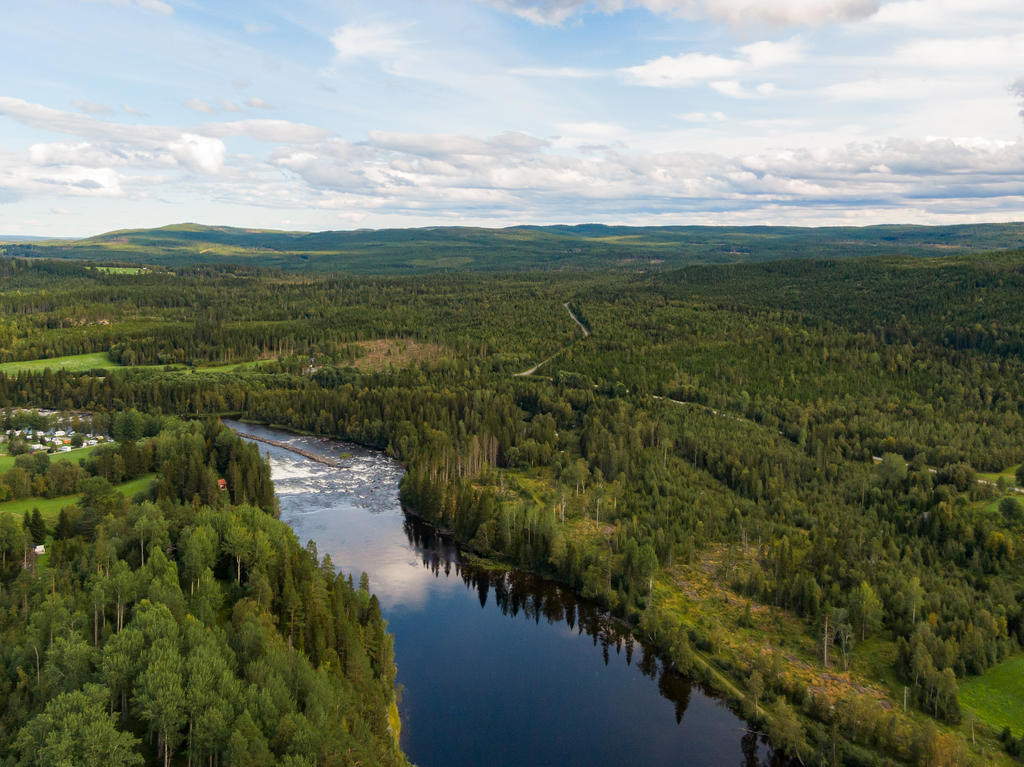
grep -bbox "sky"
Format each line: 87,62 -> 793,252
1,0 -> 1023,236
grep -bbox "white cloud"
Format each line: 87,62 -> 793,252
621,38 -> 800,88
868,0 -> 1020,31
479,0 -> 878,26
1013,78 -> 1024,119
86,0 -> 173,14
710,80 -> 776,98
168,133 -> 225,174
200,120 -> 330,143
75,100 -> 112,115
892,34 -> 1024,72
509,66 -> 600,78
262,126 -> 1024,225
738,39 -> 803,68
680,111 -> 726,121
622,53 -> 743,87
0,98 -> 225,179
219,99 -> 241,112
185,98 -> 216,114
330,23 -> 408,60
0,97 -> 176,145
246,97 -> 274,110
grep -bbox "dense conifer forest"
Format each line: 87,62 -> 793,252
0,414 -> 404,766
1,249 -> 1023,765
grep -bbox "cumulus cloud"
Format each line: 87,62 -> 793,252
621,39 -> 799,89
168,133 -> 225,173
4,95 -> 1024,226
479,0 -> 878,27
622,53 -> 743,87
246,97 -> 274,110
0,97 -> 225,181
263,128 -> 1024,224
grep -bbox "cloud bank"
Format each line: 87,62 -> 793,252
481,0 -> 878,26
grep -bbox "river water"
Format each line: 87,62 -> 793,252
228,422 -> 781,767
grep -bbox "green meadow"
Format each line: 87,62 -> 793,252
0,352 -> 119,374
0,473 -> 156,523
959,656 -> 1024,737
0,443 -> 104,473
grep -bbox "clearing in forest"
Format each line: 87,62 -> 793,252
0,352 -> 120,375
959,656 -> 1024,737
0,473 -> 156,522
351,339 -> 448,371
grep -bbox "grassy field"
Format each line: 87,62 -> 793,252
0,443 -> 104,472
92,265 -> 148,274
0,353 -> 277,376
190,359 -> 275,374
0,473 -> 155,522
960,656 -> 1024,737
978,465 -> 1022,485
0,352 -> 120,375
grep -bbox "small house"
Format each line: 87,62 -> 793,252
218,479 -> 228,492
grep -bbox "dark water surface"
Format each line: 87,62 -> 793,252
228,422 -> 780,767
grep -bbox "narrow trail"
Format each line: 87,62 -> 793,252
513,300 -> 590,377
652,395 -> 783,434
563,302 -> 590,337
236,430 -> 348,469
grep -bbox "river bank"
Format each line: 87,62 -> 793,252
228,420 -> 781,767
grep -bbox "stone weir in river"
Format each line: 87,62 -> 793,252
233,430 -> 349,469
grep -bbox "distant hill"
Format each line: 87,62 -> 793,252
3,221 -> 1024,272
0,234 -> 61,243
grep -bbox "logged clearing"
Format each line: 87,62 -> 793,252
352,339 -> 447,371
655,544 -> 896,708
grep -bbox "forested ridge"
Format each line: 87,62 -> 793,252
2,251 -> 1024,765
4,221 -> 1024,272
0,414 -> 405,767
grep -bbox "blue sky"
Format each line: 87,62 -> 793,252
1,0 -> 1023,235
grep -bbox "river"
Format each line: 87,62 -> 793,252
227,421 -> 782,767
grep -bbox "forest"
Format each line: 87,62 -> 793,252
0,413 -> 405,767
1,248 -> 1023,765
4,220 -> 1024,272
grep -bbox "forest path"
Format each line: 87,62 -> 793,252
563,301 -> 590,337
513,301 -> 590,377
